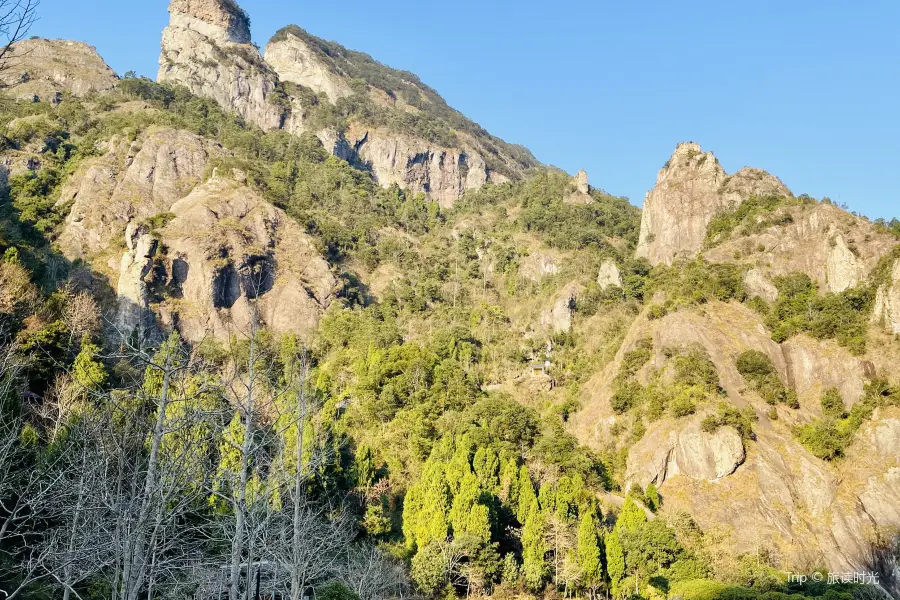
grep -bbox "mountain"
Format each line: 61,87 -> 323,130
157,0 -> 538,208
0,1 -> 899,599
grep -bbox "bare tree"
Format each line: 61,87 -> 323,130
0,0 -> 38,77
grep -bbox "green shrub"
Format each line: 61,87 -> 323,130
701,402 -> 757,439
820,388 -> 846,418
736,350 -> 797,407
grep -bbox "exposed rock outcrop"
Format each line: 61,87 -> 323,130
0,38 -> 118,101
116,222 -> 158,334
158,0 -> 285,131
626,420 -> 745,487
636,143 -> 792,265
564,169 -> 592,205
873,258 -> 900,334
264,31 -> 353,103
58,128 -> 224,259
744,268 -> 778,302
825,233 -> 865,293
118,174 -> 336,343
539,283 -> 582,333
596,259 -> 623,289
704,203 -> 897,293
337,126 -> 490,208
520,251 -> 560,282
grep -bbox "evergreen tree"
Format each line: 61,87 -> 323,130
521,501 -> 547,591
516,464 -> 536,524
577,511 -> 604,599
605,529 -> 625,597
616,497 -> 647,532
403,460 -> 451,550
645,483 -> 660,512
72,334 -> 107,390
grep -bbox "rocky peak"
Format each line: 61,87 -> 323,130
636,142 -> 791,266
167,0 -> 250,45
0,38 -> 118,102
264,28 -> 353,103
158,0 -> 285,131
574,169 -> 589,194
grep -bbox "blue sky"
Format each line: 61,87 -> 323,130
32,0 -> 900,219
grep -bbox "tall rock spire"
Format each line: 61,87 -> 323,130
636,142 -> 792,266
158,0 -> 285,131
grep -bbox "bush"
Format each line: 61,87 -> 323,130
736,350 -> 796,407
820,388 -> 845,418
701,402 -> 757,439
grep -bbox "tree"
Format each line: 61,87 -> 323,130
0,0 -> 38,77
576,511 -> 604,600
645,483 -> 660,512
521,502 -> 547,591
72,334 -> 107,390
605,529 -> 625,598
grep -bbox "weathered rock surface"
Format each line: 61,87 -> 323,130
539,283 -> 582,333
573,300 -> 900,593
564,169 -> 592,205
158,0 -> 285,131
744,268 -> 778,302
337,126 -> 490,208
825,233 -> 865,293
873,258 -> 900,334
264,31 -> 353,103
126,174 -> 336,342
58,128 -> 224,260
520,251 -> 560,282
596,259 -> 623,289
0,38 -> 118,101
636,143 -> 792,265
116,222 -> 158,334
704,203 -> 897,293
626,420 -> 745,487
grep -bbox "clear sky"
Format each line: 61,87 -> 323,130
30,0 -> 900,219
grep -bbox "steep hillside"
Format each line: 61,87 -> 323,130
0,7 -> 899,600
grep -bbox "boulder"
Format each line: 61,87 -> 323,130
564,169 -> 592,205
520,251 -> 560,282
597,259 -> 623,289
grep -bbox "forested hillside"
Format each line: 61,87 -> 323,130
0,1 -> 899,599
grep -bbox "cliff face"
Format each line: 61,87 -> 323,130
0,38 -> 118,101
57,128 -> 224,261
572,300 -> 900,593
873,258 -> 900,334
158,0 -> 285,131
264,32 -> 353,103
636,143 -> 792,266
157,4 -> 534,207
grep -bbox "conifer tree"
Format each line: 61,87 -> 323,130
521,500 -> 547,591
72,334 -> 106,390
576,510 -> 604,599
605,529 -> 625,597
516,464 -> 536,524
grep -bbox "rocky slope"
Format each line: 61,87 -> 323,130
0,38 -> 118,101
636,142 -> 793,265
157,1 -> 537,207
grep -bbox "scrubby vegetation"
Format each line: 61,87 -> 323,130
762,274 -> 872,355
705,194 -> 815,247
735,350 -> 798,408
795,382 -> 900,460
